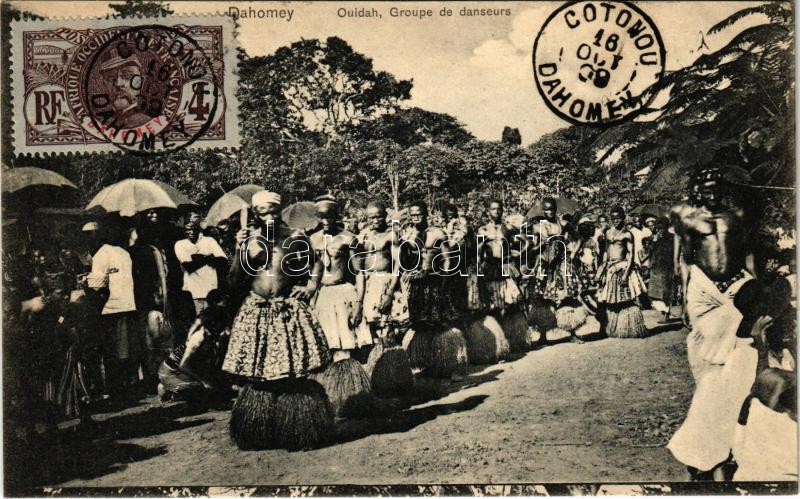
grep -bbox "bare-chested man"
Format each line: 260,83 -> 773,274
475,200 -> 522,312
401,200 -> 456,328
595,205 -> 647,338
529,197 -> 565,296
401,200 -> 465,378
671,182 -> 702,325
223,191 -> 333,450
667,168 -> 760,479
309,195 -> 371,361
357,202 -> 404,342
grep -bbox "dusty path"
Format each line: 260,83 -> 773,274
48,324 -> 694,487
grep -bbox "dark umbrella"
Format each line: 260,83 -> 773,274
630,203 -> 669,219
204,184 -> 265,227
2,167 -> 79,209
526,196 -> 582,219
282,202 -> 319,231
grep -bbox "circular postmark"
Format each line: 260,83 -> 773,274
65,24 -> 221,154
532,1 -> 665,126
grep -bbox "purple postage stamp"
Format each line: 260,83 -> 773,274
10,16 -> 239,155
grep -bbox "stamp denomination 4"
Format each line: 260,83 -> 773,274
11,16 -> 239,155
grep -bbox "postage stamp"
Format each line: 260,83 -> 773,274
10,16 -> 240,155
533,0 -> 665,126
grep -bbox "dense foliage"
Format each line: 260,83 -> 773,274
1,0 -> 794,231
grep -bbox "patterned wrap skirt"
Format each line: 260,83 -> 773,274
313,283 -> 373,350
406,274 -> 461,327
467,262 -> 523,311
363,272 -> 409,327
596,260 -> 647,305
542,261 -> 581,305
222,293 -> 332,381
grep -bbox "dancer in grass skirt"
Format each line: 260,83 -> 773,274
596,206 -> 647,339
223,191 -> 334,451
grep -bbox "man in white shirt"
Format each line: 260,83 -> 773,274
86,222 -> 141,395
174,215 -> 228,316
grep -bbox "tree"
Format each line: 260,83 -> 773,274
352,107 -> 474,147
265,37 -> 412,142
501,126 -> 521,146
591,3 -> 794,227
108,0 -> 173,17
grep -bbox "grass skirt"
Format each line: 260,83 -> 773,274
310,358 -> 372,418
464,315 -> 510,364
428,328 -> 469,378
605,303 -> 647,338
230,379 -> 334,450
555,305 -> 589,332
404,328 -> 432,370
528,296 -> 557,332
499,309 -> 531,352
366,343 -> 415,397
527,326 -> 542,345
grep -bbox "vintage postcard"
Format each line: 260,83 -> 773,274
1,0 -> 796,496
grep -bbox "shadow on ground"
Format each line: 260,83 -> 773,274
330,394 -> 488,447
6,401 -> 214,490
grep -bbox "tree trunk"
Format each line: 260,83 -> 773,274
391,172 -> 399,211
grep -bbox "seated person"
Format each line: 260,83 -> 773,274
157,290 -> 232,402
730,279 -> 797,481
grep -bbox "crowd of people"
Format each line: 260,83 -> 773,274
2,167 -> 796,480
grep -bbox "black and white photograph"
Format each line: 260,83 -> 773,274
1,0 -> 796,495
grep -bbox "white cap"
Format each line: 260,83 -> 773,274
252,190 -> 281,207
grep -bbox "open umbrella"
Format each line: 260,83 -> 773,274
525,196 -> 582,219
2,167 -> 79,209
86,178 -> 196,217
204,184 -> 265,227
282,201 -> 319,231
630,203 -> 669,219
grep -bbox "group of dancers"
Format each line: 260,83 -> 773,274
202,190 -> 656,450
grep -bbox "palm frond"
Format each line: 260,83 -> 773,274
708,2 -> 792,35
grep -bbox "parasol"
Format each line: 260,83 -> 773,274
2,167 -> 79,209
204,184 -> 265,227
86,178 -> 196,217
525,196 -> 582,219
282,201 -> 319,231
630,203 -> 669,219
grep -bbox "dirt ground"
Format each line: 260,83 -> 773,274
37,313 -> 695,488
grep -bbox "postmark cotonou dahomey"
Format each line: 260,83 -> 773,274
11,16 -> 239,155
532,1 -> 665,126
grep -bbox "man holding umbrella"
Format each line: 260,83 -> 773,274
223,191 -> 333,450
